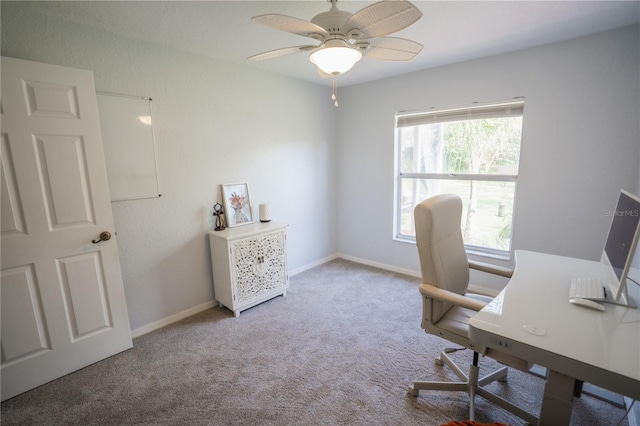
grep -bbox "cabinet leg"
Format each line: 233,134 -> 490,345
233,310 -> 240,318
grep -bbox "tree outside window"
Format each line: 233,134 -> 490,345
395,100 -> 524,256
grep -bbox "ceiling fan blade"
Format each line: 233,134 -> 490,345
361,37 -> 423,61
342,0 -> 422,39
248,45 -> 317,61
252,14 -> 329,40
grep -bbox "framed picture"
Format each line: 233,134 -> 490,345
221,182 -> 254,227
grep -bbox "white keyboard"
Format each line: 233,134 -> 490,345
570,277 -> 605,300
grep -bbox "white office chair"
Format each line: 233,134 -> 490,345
409,194 -> 538,424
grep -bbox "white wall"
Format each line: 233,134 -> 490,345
336,25 -> 640,290
3,2 -> 639,327
1,3 -> 338,331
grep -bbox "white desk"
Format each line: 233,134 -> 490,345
469,250 -> 640,425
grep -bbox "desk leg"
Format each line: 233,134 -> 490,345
539,369 -> 575,426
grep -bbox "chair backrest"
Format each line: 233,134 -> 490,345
414,194 -> 470,322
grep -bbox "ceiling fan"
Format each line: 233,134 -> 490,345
248,0 -> 423,106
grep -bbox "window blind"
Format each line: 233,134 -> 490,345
396,99 -> 525,128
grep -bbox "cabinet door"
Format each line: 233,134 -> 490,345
230,230 -> 286,304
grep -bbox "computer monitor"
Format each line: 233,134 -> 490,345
601,189 -> 640,305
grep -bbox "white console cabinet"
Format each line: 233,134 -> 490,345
208,222 -> 288,317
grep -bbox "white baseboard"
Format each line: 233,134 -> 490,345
130,300 -> 217,338
336,253 -> 422,278
289,254 -> 339,276
335,253 -> 500,297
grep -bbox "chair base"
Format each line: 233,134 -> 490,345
409,351 -> 538,425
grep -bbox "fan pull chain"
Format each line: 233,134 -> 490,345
331,75 -> 339,107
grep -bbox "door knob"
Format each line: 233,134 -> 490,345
92,231 -> 112,244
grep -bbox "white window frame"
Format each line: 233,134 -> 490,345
393,99 -> 525,259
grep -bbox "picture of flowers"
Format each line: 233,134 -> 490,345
221,183 -> 253,227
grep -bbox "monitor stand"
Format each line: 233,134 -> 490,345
604,278 -> 637,309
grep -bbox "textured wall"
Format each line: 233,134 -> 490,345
1,3 -> 338,331
336,25 -> 640,292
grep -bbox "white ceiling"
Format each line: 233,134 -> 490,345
12,0 -> 640,87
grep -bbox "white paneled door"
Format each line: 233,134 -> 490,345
0,57 -> 132,401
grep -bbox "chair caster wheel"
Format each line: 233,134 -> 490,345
435,358 -> 444,366
408,387 -> 419,397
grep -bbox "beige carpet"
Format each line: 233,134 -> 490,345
0,259 -> 629,425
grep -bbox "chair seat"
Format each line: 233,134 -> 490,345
436,293 -> 493,337
436,295 -> 531,373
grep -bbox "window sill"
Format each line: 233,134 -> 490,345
466,248 -> 511,262
393,236 -> 512,261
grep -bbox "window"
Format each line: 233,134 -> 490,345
394,99 -> 524,257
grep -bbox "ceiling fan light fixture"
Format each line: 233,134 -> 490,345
309,40 -> 362,75
249,0 -> 423,106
